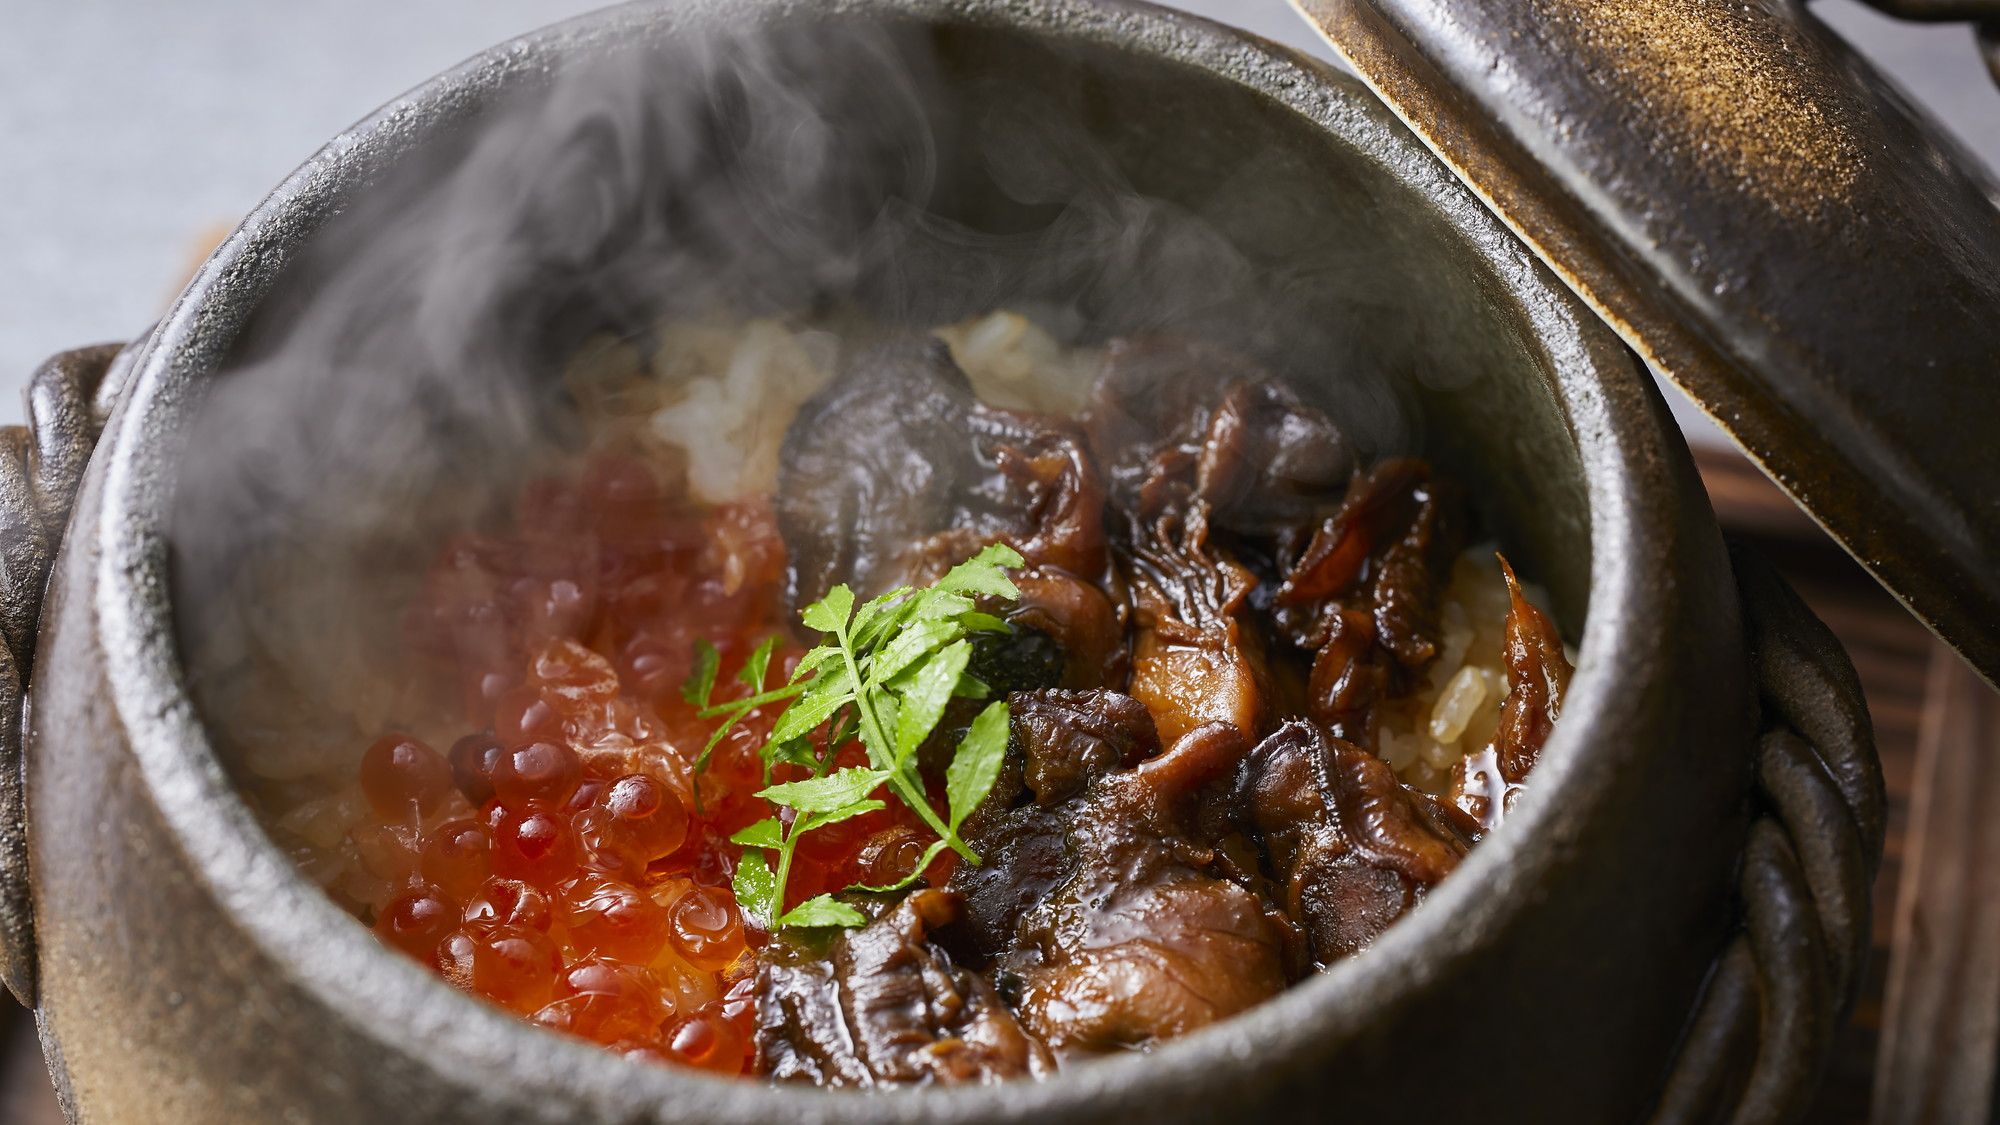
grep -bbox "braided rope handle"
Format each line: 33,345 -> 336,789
1649,543 -> 1887,1125
1651,4 -> 1983,1111
0,342 -> 133,1007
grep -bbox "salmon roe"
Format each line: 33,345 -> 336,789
342,457 -> 945,1076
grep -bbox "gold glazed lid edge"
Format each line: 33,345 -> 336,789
1288,0 -> 2000,688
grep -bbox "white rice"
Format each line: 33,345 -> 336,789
1374,550 -> 1514,793
933,310 -> 1102,415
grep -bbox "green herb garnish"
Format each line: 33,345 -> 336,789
683,544 -> 1023,930
728,767 -> 885,929
679,634 -> 784,813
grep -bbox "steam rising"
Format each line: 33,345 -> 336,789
170,15 -> 1450,789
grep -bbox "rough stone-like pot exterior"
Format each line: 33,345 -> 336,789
22,1 -> 1760,1121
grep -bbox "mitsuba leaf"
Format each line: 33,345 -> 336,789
893,639 -> 971,765
695,693 -> 764,787
738,635 -> 777,693
822,709 -> 858,760
947,700 -> 1011,831
789,645 -> 840,683
768,737 -> 820,772
801,659 -> 857,703
801,585 -> 855,635
681,637 -> 720,707
778,895 -> 868,929
729,818 -> 785,850
732,849 -> 780,928
797,798 -> 886,836
770,665 -> 855,743
861,693 -> 899,769
957,613 -> 1011,635
770,689 -> 847,746
849,586 -> 916,652
870,619 -> 959,684
759,766 -> 889,814
703,544 -> 1023,929
907,589 -> 975,623
936,544 -> 1024,598
697,717 -> 738,763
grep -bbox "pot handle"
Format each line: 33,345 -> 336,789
0,342 -> 134,1007
1648,543 -> 1887,1125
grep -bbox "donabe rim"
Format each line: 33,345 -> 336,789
88,0 -> 1664,1118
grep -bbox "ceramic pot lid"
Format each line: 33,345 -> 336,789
1288,0 -> 2000,685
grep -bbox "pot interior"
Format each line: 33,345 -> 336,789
162,0 -> 1598,1098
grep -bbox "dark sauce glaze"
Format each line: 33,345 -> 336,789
756,334 -> 1570,1081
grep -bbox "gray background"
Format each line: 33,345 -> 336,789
2,0 -> 1995,442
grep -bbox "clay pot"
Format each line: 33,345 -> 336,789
1,2 -> 1875,1121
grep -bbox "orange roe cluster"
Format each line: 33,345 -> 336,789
344,458 -> 937,1074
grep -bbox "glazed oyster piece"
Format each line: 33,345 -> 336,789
1083,335 -> 1354,538
774,338 -> 979,606
1116,495 -> 1270,744
1238,720 -> 1476,966
777,339 -> 1126,689
756,888 -> 1053,1086
1085,340 -> 1340,744
1269,459 -> 1466,749
947,689 -> 1288,1055
1447,561 -> 1574,829
946,689 -> 1164,962
1006,720 -> 1287,1052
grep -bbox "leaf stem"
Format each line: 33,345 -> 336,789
819,707 -> 851,778
831,606 -> 974,861
696,682 -> 803,721
773,825 -> 797,918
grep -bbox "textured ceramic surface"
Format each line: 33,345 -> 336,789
1290,0 -> 2000,691
0,342 -> 132,1008
11,1 -> 1791,1121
